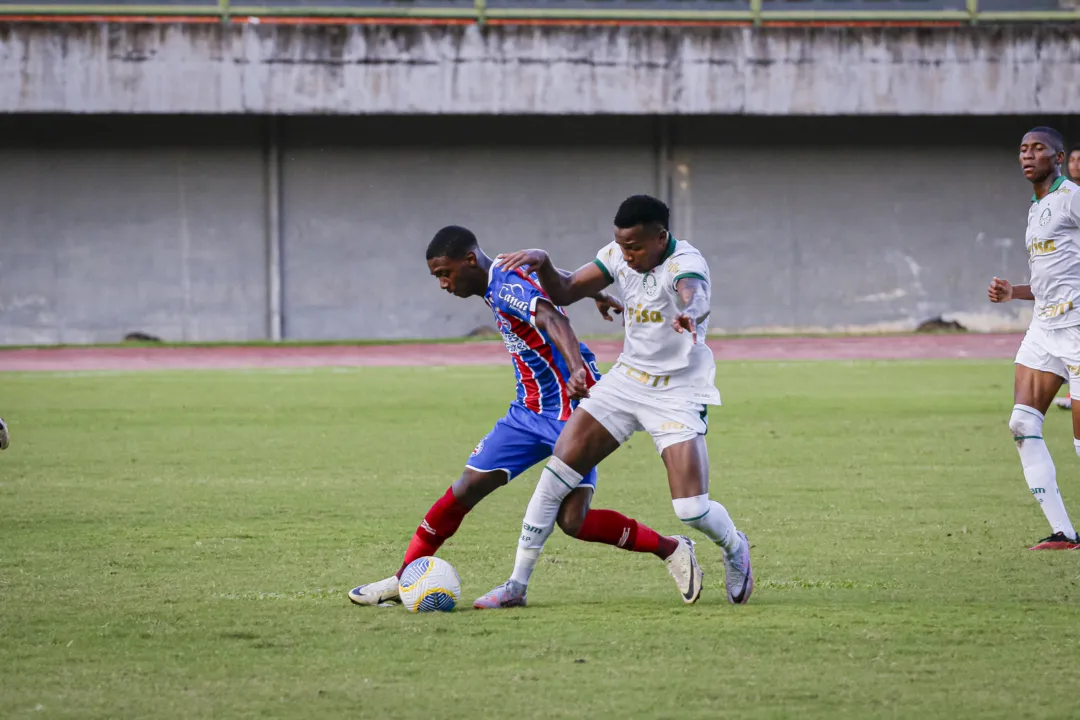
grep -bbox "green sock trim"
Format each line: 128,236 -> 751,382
545,465 -> 574,490
681,508 -> 711,522
1015,407 -> 1043,419
1014,435 -> 1043,441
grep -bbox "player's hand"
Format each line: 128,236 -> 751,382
988,277 -> 1013,303
593,293 -> 624,322
567,367 -> 591,400
495,249 -> 549,275
672,313 -> 698,341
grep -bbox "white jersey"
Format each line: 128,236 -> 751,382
1026,176 -> 1080,329
593,237 -> 721,404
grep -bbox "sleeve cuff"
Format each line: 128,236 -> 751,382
593,258 -> 614,284
672,272 -> 707,291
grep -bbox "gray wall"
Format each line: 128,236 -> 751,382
0,114 -> 1073,343
3,23 -> 1080,116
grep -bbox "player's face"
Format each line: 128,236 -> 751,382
1019,133 -> 1063,183
614,225 -> 668,273
427,255 -> 476,298
1069,151 -> 1080,181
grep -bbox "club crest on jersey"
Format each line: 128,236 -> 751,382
1040,208 -> 1052,226
471,439 -> 485,457
642,273 -> 659,298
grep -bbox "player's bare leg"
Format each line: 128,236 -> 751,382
1012,365 -> 1080,550
349,468 -> 507,606
663,436 -> 752,604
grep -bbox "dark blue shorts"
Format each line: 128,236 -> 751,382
465,403 -> 598,488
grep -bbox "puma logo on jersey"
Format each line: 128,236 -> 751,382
1029,239 -> 1058,257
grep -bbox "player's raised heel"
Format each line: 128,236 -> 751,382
473,580 -> 527,609
348,576 -> 401,606
665,535 -> 703,604
724,531 -> 754,605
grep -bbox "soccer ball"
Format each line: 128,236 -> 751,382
398,556 -> 461,613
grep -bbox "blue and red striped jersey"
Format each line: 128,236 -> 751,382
484,264 -> 600,422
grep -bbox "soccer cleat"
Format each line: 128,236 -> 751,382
1028,532 -> 1080,550
664,535 -> 703,604
473,580 -> 528,609
1054,396 -> 1072,411
348,575 -> 401,606
723,531 -> 754,604
0,417 -> 8,450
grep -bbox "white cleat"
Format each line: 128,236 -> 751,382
473,580 -> 528,609
348,575 -> 401,607
0,417 -> 8,450
665,535 -> 703,604
1054,396 -> 1072,411
723,531 -> 754,605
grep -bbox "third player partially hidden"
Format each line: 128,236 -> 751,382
475,195 -> 753,609
989,126 -> 1080,550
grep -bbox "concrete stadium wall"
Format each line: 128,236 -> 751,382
1,114 -> 1072,344
2,23 -> 1079,116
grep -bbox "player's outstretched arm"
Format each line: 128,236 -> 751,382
497,250 -> 612,308
988,277 -> 1034,303
533,301 -> 591,400
672,277 -> 711,338
556,268 -> 623,321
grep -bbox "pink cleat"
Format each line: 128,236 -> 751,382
473,580 -> 528,609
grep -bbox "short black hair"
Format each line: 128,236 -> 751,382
1026,126 -> 1065,153
1070,143 -> 1080,157
426,225 -> 478,261
614,195 -> 670,231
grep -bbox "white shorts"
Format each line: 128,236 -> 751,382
577,371 -> 710,453
1015,323 -> 1080,398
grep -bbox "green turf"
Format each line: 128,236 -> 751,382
2,361 -> 1078,719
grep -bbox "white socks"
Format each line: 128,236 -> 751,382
510,457 -> 582,586
672,493 -> 742,557
1010,404 -> 1077,539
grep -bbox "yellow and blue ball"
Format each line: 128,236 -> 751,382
398,556 -> 461,613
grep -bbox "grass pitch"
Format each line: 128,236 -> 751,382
2,361 -> 1079,719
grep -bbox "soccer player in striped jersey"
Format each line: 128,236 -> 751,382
989,127 -> 1080,549
348,225 -> 703,606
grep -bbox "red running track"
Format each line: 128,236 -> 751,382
0,334 -> 1023,372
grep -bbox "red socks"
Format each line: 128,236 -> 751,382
395,488 -> 676,577
396,487 -> 471,577
575,508 -> 678,559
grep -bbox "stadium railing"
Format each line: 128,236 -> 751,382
0,0 -> 1077,24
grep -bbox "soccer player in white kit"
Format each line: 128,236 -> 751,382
1053,143 -> 1080,411
475,195 -> 753,607
989,127 -> 1080,550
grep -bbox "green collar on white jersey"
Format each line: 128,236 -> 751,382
661,235 -> 677,262
1032,175 -> 1067,203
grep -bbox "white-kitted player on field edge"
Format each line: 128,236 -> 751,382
989,126 -> 1080,550
475,194 -> 753,608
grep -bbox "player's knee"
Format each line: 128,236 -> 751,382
454,470 -> 508,506
672,493 -> 712,528
1009,405 -> 1044,442
556,504 -> 585,537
